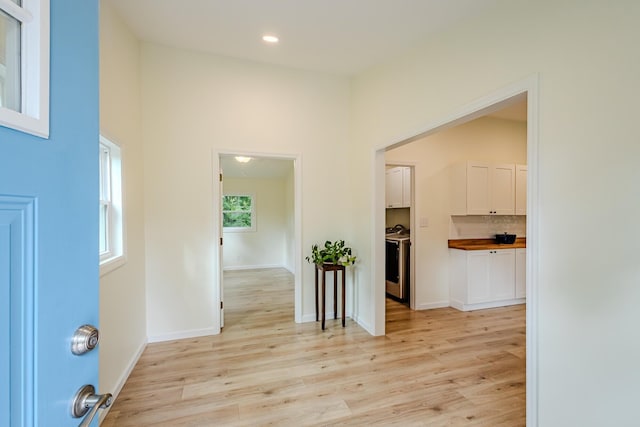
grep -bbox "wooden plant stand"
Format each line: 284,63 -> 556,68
314,263 -> 346,330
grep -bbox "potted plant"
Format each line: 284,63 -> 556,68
306,240 -> 356,266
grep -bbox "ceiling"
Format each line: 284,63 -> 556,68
113,1 -> 524,179
110,0 -> 499,76
220,155 -> 293,179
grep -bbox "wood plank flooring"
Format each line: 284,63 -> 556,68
103,268 -> 525,426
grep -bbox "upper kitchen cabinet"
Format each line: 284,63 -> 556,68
450,161 -> 515,215
515,164 -> 527,215
385,166 -> 411,208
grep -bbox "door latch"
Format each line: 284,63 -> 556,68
71,325 -> 99,355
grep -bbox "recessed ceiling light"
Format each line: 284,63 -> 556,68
262,35 -> 279,44
235,156 -> 252,163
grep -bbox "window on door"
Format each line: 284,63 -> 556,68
99,135 -> 124,275
0,0 -> 50,137
222,194 -> 256,232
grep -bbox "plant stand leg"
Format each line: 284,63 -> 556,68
333,270 -> 338,320
341,268 -> 346,327
321,269 -> 326,330
315,266 -> 319,322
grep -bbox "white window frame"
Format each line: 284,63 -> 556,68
99,135 -> 125,276
0,0 -> 49,138
222,194 -> 256,233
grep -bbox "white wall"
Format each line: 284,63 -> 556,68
386,116 -> 526,308
223,177 -> 289,270
351,2 -> 640,425
140,43 -> 352,340
98,0 -> 147,404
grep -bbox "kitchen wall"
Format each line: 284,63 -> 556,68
140,43 -> 352,341
385,208 -> 410,229
385,116 -> 526,308
223,176 -> 290,270
351,2 -> 640,424
99,0 -> 147,407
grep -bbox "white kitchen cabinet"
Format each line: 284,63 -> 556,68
450,161 -> 516,215
450,248 -> 523,311
385,166 -> 411,208
515,164 -> 527,215
515,248 -> 526,298
402,167 -> 411,207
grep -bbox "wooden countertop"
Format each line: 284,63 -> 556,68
448,237 -> 526,250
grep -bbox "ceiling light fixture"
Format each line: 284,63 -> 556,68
262,35 -> 279,44
235,156 -> 252,163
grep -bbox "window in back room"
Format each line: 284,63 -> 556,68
222,194 -> 256,232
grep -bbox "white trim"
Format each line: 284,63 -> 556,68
148,327 -> 218,344
99,254 -> 126,277
0,0 -> 33,22
223,264 -> 284,271
98,339 -> 147,424
99,135 -> 126,276
415,301 -> 450,310
525,74 -> 540,427
449,299 -> 525,312
353,315 -> 375,335
0,0 -> 49,138
372,75 -> 539,425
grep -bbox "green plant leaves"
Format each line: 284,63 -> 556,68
305,240 -> 356,266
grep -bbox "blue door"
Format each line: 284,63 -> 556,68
0,1 -> 101,425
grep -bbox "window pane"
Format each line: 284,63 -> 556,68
99,146 -> 111,201
0,9 -> 21,112
222,195 -> 251,212
223,212 -> 252,228
99,204 -> 108,254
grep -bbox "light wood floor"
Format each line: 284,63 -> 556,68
103,268 -> 525,426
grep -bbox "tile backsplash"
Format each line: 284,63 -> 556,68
450,215 -> 526,239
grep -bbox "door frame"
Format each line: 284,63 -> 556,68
382,162 -> 416,309
212,149 -> 303,325
371,75 -> 539,425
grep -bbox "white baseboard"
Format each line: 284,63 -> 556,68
451,298 -> 525,312
354,315 -> 375,335
415,301 -> 450,310
223,264 -> 284,271
98,339 -> 147,424
147,327 -> 219,343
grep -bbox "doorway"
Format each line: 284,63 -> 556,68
215,152 -> 303,329
373,77 -> 539,420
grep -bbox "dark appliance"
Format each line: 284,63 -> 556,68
385,236 -> 410,301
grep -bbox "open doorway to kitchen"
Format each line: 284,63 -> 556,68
373,78 -> 538,421
215,152 -> 302,331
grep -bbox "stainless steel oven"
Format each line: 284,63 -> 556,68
385,236 -> 410,301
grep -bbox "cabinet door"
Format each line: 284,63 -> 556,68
515,248 -> 526,298
385,168 -> 403,208
466,162 -> 491,215
489,249 -> 516,301
467,250 -> 491,303
402,167 -> 411,207
492,164 -> 516,215
515,165 -> 527,215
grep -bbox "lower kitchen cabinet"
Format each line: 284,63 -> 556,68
449,248 -> 525,311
